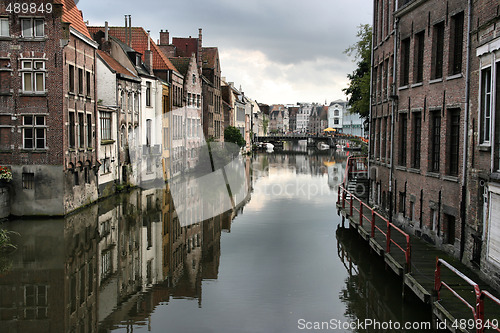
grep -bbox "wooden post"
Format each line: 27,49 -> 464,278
371,211 -> 375,237
386,222 -> 391,253
359,204 -> 363,227
434,258 -> 441,299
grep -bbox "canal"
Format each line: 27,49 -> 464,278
0,148 -> 436,332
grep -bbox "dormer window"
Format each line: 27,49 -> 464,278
136,55 -> 141,66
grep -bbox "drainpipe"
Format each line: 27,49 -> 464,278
459,0 -> 472,261
389,3 -> 399,224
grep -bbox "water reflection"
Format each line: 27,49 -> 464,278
0,149 -> 404,333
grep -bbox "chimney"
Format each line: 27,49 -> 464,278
159,29 -> 169,45
145,30 -> 154,74
104,21 -> 108,41
197,28 -> 202,70
102,21 -> 111,53
128,15 -> 132,46
124,15 -> 128,41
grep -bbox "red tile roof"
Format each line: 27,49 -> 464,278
97,50 -> 137,79
55,0 -> 91,39
88,26 -> 178,72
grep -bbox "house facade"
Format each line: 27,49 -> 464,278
0,0 -> 99,216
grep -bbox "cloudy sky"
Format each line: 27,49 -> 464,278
78,0 -> 373,105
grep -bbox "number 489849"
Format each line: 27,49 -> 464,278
6,2 -> 53,14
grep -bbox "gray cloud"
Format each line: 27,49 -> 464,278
79,0 -> 372,104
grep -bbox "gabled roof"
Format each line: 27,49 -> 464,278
96,50 -> 139,80
88,26 -> 179,73
55,0 -> 91,39
202,47 -> 218,69
169,57 -> 191,76
172,37 -> 199,58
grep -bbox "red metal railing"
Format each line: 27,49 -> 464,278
435,258 -> 500,333
337,185 -> 411,272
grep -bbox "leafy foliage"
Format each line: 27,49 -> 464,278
343,24 -> 372,119
224,126 -> 246,147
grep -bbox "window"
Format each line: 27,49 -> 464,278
449,12 -> 464,75
399,113 -> 407,166
400,37 -> 410,86
414,31 -> 425,83
431,208 -> 438,231
24,285 -> 47,319
444,214 -> 456,245
412,113 -> 421,168
23,115 -> 45,149
0,18 -> 9,37
146,82 -> 151,106
22,172 -> 34,190
146,119 -> 152,146
430,112 -> 441,172
78,68 -> 83,94
448,110 -> 460,176
87,114 -> 92,148
334,119 -> 339,125
431,22 -> 445,80
21,60 -> 45,93
78,113 -> 84,148
100,111 -> 111,141
188,93 -> 191,107
192,74 -> 196,84
69,112 -> 75,148
86,71 -> 91,96
69,65 -> 75,93
21,18 -> 44,38
480,67 -> 492,144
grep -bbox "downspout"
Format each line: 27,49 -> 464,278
459,0 -> 472,261
389,2 -> 399,223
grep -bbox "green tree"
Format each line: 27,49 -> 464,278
224,126 -> 246,147
343,24 -> 372,118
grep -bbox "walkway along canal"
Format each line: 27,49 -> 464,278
337,156 -> 500,333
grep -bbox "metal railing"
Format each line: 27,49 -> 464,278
337,185 -> 411,272
435,258 -> 500,333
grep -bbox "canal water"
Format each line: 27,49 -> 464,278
0,148 -> 434,332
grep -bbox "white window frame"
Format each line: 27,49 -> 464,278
0,18 -> 9,37
479,65 -> 493,145
21,18 -> 44,38
21,59 -> 45,93
487,186 -> 500,268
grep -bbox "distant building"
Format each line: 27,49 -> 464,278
342,106 -> 364,137
328,100 -> 345,131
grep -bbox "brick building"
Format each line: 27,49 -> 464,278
0,0 -> 99,216
466,0 -> 500,289
370,0 -> 470,258
202,47 -> 224,141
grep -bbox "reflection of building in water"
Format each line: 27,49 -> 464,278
327,161 -> 345,189
0,155 -> 253,332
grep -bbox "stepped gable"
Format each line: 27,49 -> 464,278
88,26 -> 179,72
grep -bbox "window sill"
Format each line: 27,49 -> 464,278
411,82 -> 423,88
426,172 -> 440,179
0,92 -> 12,96
18,37 -> 48,42
429,78 -> 443,84
446,73 -> 463,81
478,145 -> 491,152
490,173 -> 500,182
398,85 -> 409,91
0,37 -> 12,41
20,92 -> 47,97
408,168 -> 421,174
443,175 -> 459,183
395,166 -> 407,171
20,149 -> 48,153
101,140 -> 115,145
